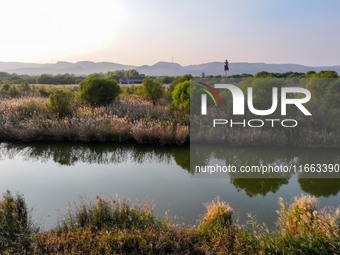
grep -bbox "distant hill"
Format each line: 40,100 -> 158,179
1,60 -> 339,76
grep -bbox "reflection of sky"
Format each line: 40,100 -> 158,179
0,146 -> 339,230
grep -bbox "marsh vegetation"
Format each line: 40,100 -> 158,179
1,191 -> 338,254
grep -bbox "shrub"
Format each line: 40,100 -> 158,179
198,197 -> 234,236
58,196 -> 164,233
142,78 -> 163,105
19,82 -> 31,93
9,85 -> 20,98
197,197 -> 258,254
48,89 -> 74,117
171,80 -> 190,114
79,77 -> 121,106
0,191 -> 36,254
262,195 -> 340,254
0,84 -> 20,98
37,87 -> 50,97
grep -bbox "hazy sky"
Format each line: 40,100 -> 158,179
1,0 -> 340,66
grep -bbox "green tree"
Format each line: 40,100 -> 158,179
159,76 -> 175,84
142,77 -> 163,104
48,90 -> 74,117
169,74 -> 192,93
313,70 -> 338,78
37,74 -> 54,84
54,74 -> 76,84
79,77 -> 121,106
126,69 -> 140,78
255,71 -> 272,78
171,80 -> 190,114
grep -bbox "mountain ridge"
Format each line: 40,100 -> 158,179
1,60 -> 339,76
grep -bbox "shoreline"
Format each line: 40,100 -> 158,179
1,134 -> 340,149
1,128 -> 339,149
1,192 -> 339,254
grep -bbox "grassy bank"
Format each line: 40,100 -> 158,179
2,93 -> 339,148
0,191 -> 339,254
0,95 -> 189,145
1,73 -> 340,148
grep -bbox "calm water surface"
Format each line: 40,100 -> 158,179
0,142 -> 339,230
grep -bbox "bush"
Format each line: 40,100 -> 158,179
0,84 -> 20,98
19,82 -> 31,93
261,195 -> 340,254
196,198 -> 246,253
79,77 -> 121,106
171,80 -> 190,114
48,89 -> 74,117
142,78 -> 163,105
0,191 -> 36,254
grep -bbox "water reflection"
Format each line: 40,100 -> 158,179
231,178 -> 289,197
0,142 -> 339,198
0,143 -> 175,166
299,179 -> 340,197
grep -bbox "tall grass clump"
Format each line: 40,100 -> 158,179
33,196 -> 199,254
198,198 -> 234,233
0,190 -> 37,254
197,197 -> 259,254
262,195 -> 340,254
58,196 -> 164,232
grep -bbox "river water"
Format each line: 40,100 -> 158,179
0,142 -> 339,230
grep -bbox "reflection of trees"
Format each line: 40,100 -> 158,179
213,146 -> 298,167
298,179 -> 340,197
189,145 -> 212,174
0,143 -> 178,166
231,178 -> 289,197
171,147 -> 190,172
213,146 -> 294,179
2,142 -> 340,199
192,144 -> 340,197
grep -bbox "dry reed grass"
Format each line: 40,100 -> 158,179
0,96 -> 189,145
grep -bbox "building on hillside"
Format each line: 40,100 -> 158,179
119,76 -> 145,84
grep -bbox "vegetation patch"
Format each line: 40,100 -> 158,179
0,71 -> 339,147
0,191 -> 338,254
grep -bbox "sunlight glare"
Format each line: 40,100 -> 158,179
0,0 -> 124,62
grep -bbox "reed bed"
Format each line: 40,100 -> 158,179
0,96 -> 189,145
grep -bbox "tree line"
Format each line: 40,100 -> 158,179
0,72 -> 82,85
0,70 -> 175,85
